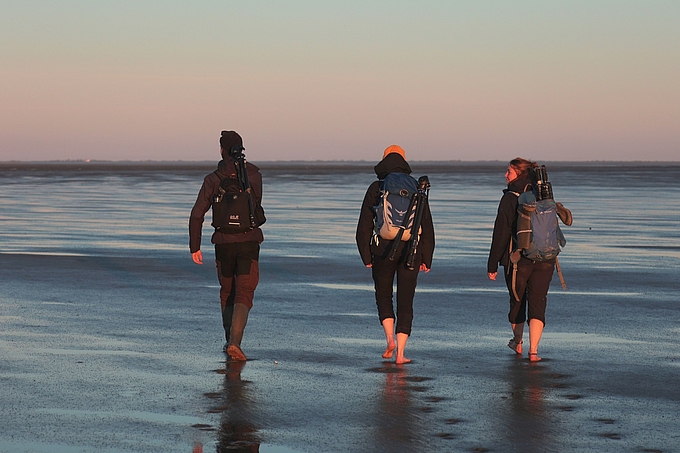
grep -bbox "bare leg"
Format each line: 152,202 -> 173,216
528,318 -> 544,362
381,318 -> 396,359
508,322 -> 525,354
395,332 -> 411,364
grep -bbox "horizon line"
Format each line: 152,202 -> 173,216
2,159 -> 680,164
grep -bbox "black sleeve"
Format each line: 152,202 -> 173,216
418,200 -> 435,269
248,165 -> 263,205
189,176 -> 213,253
487,192 -> 517,273
355,181 -> 380,266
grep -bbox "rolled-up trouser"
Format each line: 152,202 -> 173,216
503,258 -> 554,325
215,242 -> 260,339
371,247 -> 420,336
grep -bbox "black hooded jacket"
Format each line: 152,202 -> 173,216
355,153 -> 435,268
487,176 -> 533,274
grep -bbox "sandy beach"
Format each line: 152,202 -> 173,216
1,162 -> 679,452
1,249 -> 679,453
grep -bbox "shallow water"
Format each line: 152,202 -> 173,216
1,161 -> 679,452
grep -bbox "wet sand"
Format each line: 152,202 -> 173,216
1,251 -> 679,453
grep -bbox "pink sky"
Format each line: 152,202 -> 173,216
1,1 -> 678,161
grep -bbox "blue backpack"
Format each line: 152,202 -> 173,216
516,190 -> 566,261
374,172 -> 418,241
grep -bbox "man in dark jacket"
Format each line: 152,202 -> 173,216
189,131 -> 264,361
356,145 -> 435,364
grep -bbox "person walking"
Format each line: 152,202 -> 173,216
189,130 -> 264,361
356,145 -> 435,364
487,157 -> 555,362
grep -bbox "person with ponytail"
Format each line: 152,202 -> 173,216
487,157 -> 555,362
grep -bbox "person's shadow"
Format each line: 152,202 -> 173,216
214,361 -> 261,453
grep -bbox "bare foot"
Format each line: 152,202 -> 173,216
528,352 -> 541,362
382,344 -> 396,359
395,356 -> 411,364
508,338 -> 523,355
226,344 -> 247,362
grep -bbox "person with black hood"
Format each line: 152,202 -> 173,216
189,131 -> 264,362
487,157 -> 552,362
356,145 -> 435,364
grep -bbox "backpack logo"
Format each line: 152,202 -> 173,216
374,173 -> 418,241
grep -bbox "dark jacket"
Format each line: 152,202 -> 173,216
189,158 -> 264,253
487,176 -> 532,273
355,153 -> 435,268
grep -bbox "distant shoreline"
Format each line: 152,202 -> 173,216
2,160 -> 679,177
1,159 -> 678,168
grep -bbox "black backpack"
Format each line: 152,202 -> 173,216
211,170 -> 265,234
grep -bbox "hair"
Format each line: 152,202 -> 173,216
509,157 -> 538,179
219,130 -> 243,151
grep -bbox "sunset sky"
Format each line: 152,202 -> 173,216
1,1 -> 678,162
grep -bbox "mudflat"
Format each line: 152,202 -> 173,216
1,162 -> 679,452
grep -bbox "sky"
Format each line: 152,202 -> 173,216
1,1 -> 678,162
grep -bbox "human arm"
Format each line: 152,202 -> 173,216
189,176 -> 213,255
356,181 -> 380,266
418,200 -> 435,269
247,162 -> 263,205
487,192 -> 516,274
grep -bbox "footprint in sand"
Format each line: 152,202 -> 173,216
191,424 -> 215,431
598,432 -> 621,440
563,394 -> 584,400
435,432 -> 456,439
404,376 -> 433,382
596,418 -> 616,425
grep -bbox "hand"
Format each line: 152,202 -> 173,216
488,272 -> 497,281
419,263 -> 430,273
192,250 -> 203,265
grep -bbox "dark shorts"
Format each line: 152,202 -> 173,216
371,243 -> 421,336
215,242 -> 260,310
504,258 -> 554,325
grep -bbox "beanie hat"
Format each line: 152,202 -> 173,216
220,130 -> 243,151
382,145 -> 406,160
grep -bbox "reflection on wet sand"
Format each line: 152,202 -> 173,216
367,363 -> 426,452
501,358 -> 555,451
216,361 -> 260,452
195,361 -> 260,452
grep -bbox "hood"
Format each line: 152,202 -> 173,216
216,157 -> 259,177
374,153 -> 412,179
505,176 -> 533,194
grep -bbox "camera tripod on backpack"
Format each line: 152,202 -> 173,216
387,175 -> 431,270
211,146 -> 266,233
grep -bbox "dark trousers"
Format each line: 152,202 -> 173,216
371,251 -> 420,336
215,242 -> 260,339
503,258 -> 554,325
